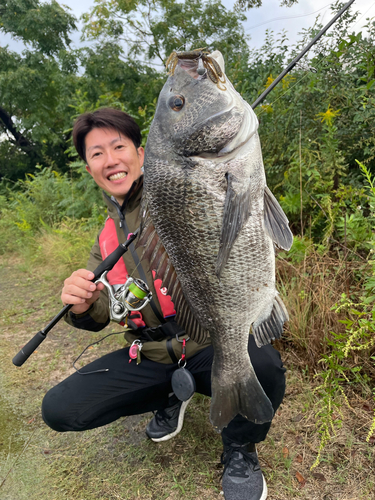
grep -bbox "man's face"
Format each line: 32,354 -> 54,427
85,128 -> 144,204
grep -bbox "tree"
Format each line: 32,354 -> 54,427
0,0 -> 78,180
236,0 -> 298,8
237,9 -> 375,240
1,0 -> 249,181
82,0 -> 249,66
0,0 -> 76,53
78,42 -> 164,116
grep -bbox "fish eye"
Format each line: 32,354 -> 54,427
168,95 -> 185,111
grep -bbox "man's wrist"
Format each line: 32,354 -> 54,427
69,303 -> 94,319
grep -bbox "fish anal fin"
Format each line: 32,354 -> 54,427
216,172 -> 251,278
252,294 -> 289,348
263,186 -> 293,250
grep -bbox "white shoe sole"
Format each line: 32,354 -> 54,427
150,396 -> 193,443
261,475 -> 268,500
221,473 -> 268,499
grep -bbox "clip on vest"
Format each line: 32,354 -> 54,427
171,337 -> 196,401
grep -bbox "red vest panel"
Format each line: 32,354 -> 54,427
99,218 -> 176,327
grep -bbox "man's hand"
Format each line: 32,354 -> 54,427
61,269 -> 105,315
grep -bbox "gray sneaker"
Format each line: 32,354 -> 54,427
145,395 -> 192,442
221,443 -> 267,500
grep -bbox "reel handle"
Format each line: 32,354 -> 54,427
12,231 -> 138,367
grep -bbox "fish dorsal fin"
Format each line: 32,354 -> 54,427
252,294 -> 289,347
263,186 -> 293,250
137,207 -> 209,345
216,172 -> 251,278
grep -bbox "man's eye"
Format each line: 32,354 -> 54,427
116,145 -> 124,150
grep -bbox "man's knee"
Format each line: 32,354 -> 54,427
248,335 -> 286,409
42,386 -> 74,432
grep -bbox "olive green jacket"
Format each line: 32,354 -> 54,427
65,176 -> 211,363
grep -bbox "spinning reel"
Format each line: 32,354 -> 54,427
95,272 -> 152,323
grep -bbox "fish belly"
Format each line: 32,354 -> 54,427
145,167 -> 275,428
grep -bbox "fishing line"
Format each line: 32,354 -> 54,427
244,2 -> 334,31
255,55 -> 329,119
72,329 -> 130,374
0,430 -> 36,489
349,1 -> 375,30
254,3 -> 368,119
167,1 -> 340,49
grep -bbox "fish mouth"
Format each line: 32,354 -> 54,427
177,59 -> 203,81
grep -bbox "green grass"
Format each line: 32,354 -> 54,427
1,247 -> 375,500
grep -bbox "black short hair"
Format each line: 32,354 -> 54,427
72,108 -> 142,162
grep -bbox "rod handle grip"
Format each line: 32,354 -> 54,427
92,241 -> 134,280
12,331 -> 47,367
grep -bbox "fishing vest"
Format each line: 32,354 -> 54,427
99,217 -> 176,327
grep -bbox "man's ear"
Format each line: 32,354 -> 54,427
86,164 -> 93,176
138,146 -> 145,167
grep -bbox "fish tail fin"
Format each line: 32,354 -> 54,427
210,360 -> 274,431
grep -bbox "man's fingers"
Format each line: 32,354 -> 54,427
61,293 -> 87,305
87,290 -> 101,304
61,269 -> 103,309
69,269 -> 95,280
63,270 -> 95,289
63,283 -> 95,300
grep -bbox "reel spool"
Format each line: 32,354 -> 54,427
96,272 -> 152,323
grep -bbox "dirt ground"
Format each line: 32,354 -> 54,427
0,257 -> 374,499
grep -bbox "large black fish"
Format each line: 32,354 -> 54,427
138,50 -> 293,430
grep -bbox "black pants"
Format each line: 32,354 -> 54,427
42,336 -> 286,446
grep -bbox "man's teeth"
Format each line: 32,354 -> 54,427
109,172 -> 127,181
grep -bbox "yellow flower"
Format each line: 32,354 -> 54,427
261,104 -> 273,113
282,75 -> 295,90
317,105 -> 340,126
265,74 -> 275,89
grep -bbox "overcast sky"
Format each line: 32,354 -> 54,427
1,0 -> 375,55
240,0 -> 374,46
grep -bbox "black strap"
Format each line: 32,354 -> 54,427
166,338 -> 179,364
105,191 -> 165,325
159,320 -> 185,338
136,320 -> 185,343
121,218 -> 165,324
138,327 -> 167,342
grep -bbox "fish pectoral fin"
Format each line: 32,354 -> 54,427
252,294 -> 289,347
263,186 -> 293,250
216,172 -> 251,278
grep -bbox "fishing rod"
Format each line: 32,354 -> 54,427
12,230 -> 148,367
251,0 -> 356,109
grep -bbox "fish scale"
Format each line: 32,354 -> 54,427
140,50 -> 293,430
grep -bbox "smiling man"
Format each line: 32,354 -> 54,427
84,127 -> 144,204
41,107 -> 286,500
